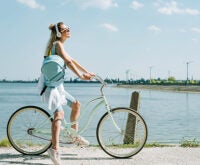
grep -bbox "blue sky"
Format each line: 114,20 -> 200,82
1,0 -> 200,80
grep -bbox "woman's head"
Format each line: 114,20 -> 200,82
49,22 -> 70,40
45,22 -> 70,56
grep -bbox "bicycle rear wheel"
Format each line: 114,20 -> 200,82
96,107 -> 147,158
7,106 -> 52,155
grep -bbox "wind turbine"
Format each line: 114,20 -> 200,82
126,69 -> 130,82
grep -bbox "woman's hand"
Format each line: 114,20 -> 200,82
80,72 -> 95,80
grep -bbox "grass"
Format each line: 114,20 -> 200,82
92,142 -> 175,148
145,138 -> 200,148
180,138 -> 200,147
145,142 -> 175,148
0,138 -> 11,147
1,137 -> 200,148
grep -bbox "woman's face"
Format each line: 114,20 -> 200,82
60,24 -> 70,38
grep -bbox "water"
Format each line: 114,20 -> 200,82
1,83 -> 200,144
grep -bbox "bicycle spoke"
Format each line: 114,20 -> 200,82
7,106 -> 52,155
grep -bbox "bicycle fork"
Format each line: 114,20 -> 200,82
103,95 -> 122,133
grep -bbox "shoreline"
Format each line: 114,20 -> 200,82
116,84 -> 200,93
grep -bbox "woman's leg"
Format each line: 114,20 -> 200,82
69,100 -> 89,146
65,90 -> 89,145
51,110 -> 64,150
70,100 -> 80,131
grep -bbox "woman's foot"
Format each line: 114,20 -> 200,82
47,148 -> 61,165
71,135 -> 90,146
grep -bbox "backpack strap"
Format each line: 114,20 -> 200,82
40,85 -> 47,96
51,43 -> 56,55
44,42 -> 57,58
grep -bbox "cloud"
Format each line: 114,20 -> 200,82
191,27 -> 200,33
101,23 -> 118,32
147,25 -> 161,33
130,1 -> 144,10
17,0 -> 45,10
63,0 -> 118,10
157,1 -> 200,15
83,0 -> 118,9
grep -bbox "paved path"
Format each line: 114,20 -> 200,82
0,146 -> 200,165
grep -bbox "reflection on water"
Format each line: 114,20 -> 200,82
0,83 -> 200,144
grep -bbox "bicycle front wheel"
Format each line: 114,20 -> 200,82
97,107 -> 148,158
7,106 -> 52,155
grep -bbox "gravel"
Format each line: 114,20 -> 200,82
0,146 -> 200,165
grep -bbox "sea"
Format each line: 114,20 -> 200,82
0,82 -> 200,145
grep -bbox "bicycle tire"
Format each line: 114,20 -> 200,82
96,107 -> 148,158
7,105 -> 52,155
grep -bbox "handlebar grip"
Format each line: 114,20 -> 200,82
93,75 -> 106,85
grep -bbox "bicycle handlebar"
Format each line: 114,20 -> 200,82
93,75 -> 107,95
93,75 -> 107,85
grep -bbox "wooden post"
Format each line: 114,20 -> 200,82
123,91 -> 140,144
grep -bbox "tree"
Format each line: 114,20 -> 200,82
168,76 -> 176,82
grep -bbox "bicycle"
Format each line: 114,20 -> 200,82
7,75 -> 148,158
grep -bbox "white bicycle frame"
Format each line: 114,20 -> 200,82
33,75 -> 121,141
62,75 -> 122,135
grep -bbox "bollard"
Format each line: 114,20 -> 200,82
123,91 -> 140,144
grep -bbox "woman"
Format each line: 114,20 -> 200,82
40,22 -> 94,165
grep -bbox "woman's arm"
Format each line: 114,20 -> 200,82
56,42 -> 93,80
55,42 -> 82,78
71,59 -> 95,78
71,58 -> 88,73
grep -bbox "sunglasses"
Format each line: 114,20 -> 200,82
61,27 -> 70,33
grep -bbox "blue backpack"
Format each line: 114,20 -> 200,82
40,53 -> 66,95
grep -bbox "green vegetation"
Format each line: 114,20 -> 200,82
168,76 -> 176,82
145,142 -> 175,147
125,77 -> 200,85
0,138 -> 11,147
145,138 -> 200,148
180,138 -> 200,147
91,143 -> 173,148
1,137 -> 200,148
1,76 -> 200,85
